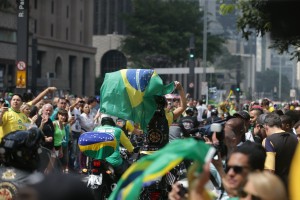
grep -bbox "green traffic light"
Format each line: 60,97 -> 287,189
236,88 -> 240,92
190,54 -> 194,58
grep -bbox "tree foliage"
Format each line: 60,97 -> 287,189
121,0 -> 225,68
219,0 -> 300,60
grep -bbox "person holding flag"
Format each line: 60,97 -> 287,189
100,69 -> 187,153
100,69 -> 187,131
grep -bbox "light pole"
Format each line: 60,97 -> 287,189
202,0 -> 207,83
200,0 -> 208,104
188,35 -> 195,98
16,0 -> 29,91
279,55 -> 283,101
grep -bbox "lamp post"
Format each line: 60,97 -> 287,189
199,0 -> 208,104
188,35 -> 195,98
202,0 -> 207,83
278,55 -> 283,101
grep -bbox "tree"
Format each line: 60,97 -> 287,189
219,0 -> 300,60
121,0 -> 225,68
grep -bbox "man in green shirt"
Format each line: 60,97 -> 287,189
94,116 -> 134,178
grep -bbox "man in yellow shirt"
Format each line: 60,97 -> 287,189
0,94 -> 30,140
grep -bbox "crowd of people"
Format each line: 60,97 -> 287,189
168,96 -> 299,200
0,84 -> 299,200
0,87 -> 102,174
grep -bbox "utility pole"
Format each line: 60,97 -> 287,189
188,35 -> 195,98
202,0 -> 208,104
236,70 -> 241,106
31,37 -> 37,94
16,0 -> 29,92
279,55 -> 283,101
202,0 -> 207,83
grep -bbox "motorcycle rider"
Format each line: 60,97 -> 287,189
94,115 -> 134,179
204,108 -> 221,125
178,107 -> 200,138
0,128 -> 51,199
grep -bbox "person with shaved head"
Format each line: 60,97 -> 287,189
224,117 -> 247,156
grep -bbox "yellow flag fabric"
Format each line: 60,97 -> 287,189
289,143 -> 300,200
108,138 -> 215,200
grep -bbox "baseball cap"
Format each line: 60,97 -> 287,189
233,111 -> 250,121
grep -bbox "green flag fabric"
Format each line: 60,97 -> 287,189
100,69 -> 174,130
108,138 -> 216,200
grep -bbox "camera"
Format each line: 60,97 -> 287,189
199,120 -> 227,157
210,123 -> 222,132
177,182 -> 188,198
3,103 -> 9,107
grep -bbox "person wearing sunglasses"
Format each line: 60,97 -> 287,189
212,141 -> 266,200
168,142 -> 266,200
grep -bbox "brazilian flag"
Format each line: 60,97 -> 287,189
100,69 -> 174,130
108,138 -> 215,200
78,131 -> 117,159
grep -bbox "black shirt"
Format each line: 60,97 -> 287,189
35,115 -> 55,150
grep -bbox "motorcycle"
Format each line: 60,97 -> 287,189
81,158 -> 117,200
81,146 -> 141,200
138,159 -> 186,200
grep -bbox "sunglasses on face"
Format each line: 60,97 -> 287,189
225,165 -> 248,174
239,190 -> 262,200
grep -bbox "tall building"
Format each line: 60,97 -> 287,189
94,0 -> 132,36
93,0 -> 132,78
0,0 -> 96,96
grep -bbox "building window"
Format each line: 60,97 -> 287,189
66,6 -> 69,18
51,0 -> 54,14
80,31 -> 82,43
66,28 -> 69,40
55,57 -> 62,79
50,24 -> 53,37
34,20 -> 37,33
0,30 -> 17,42
80,10 -> 83,22
34,0 -> 38,9
101,50 -> 127,75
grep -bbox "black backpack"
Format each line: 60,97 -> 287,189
142,96 -> 169,151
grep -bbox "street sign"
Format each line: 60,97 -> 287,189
201,82 -> 208,95
17,61 -> 26,71
290,89 -> 296,98
16,71 -> 26,88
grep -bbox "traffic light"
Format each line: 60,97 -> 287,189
235,87 -> 240,93
189,48 -> 195,59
